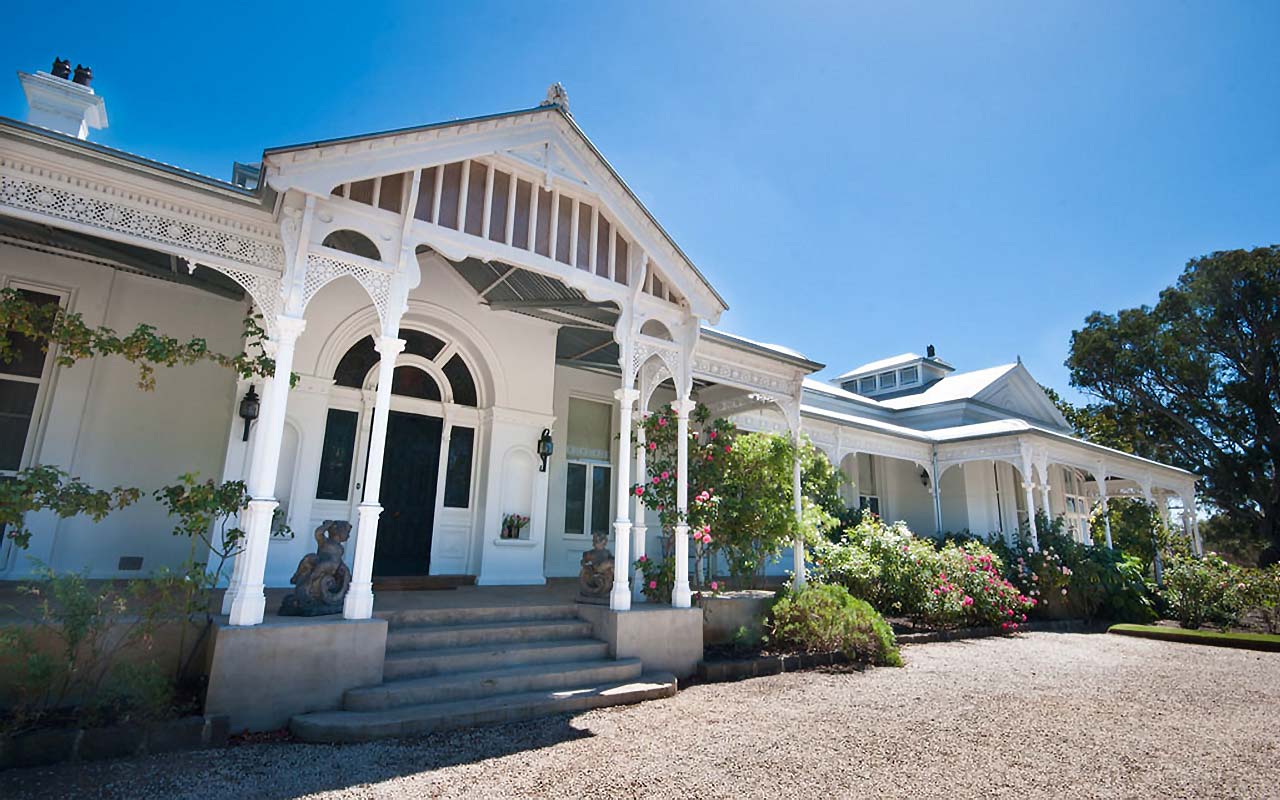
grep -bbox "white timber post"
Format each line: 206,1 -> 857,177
610,386 -> 638,611
632,405 -> 648,603
1097,464 -> 1114,549
226,314 -> 306,625
672,396 -> 695,607
1143,481 -> 1164,586
344,335 -> 407,619
1020,446 -> 1040,551
931,450 -> 944,536
791,428 -> 806,590
1039,462 -> 1052,525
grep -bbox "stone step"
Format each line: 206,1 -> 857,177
291,672 -> 678,743
383,639 -> 609,680
345,658 -> 644,711
385,618 -> 595,652
375,603 -> 581,629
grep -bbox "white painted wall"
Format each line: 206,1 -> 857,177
0,243 -> 244,578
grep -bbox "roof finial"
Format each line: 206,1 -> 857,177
540,82 -> 570,114
1016,354 -> 1022,364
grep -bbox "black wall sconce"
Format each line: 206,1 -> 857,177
238,386 -> 261,442
919,467 -> 931,487
537,428 -> 554,472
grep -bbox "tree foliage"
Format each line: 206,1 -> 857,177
1066,246 -> 1280,564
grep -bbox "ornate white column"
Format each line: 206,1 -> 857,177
632,419 -> 648,603
1020,448 -> 1040,551
671,397 -> 695,608
610,387 -> 638,611
1039,476 -> 1052,525
227,315 -> 306,626
343,335 -> 407,620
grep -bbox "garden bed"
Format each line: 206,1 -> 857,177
895,618 -> 1101,644
0,714 -> 229,770
1108,624 -> 1280,652
696,649 -> 865,682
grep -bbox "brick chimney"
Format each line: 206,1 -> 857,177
18,57 -> 108,140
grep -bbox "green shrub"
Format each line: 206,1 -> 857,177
767,583 -> 901,666
996,527 -> 1157,624
1242,565 -> 1280,634
1162,552 -> 1248,629
812,517 -> 1033,630
0,566 -> 179,733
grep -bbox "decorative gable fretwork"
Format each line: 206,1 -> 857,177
330,157 -> 686,309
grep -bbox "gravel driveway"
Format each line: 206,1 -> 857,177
4,632 -> 1277,799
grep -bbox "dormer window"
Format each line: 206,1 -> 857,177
879,371 -> 897,390
859,377 -> 877,394
900,366 -> 919,385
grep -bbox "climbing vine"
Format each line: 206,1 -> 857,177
0,287 -> 277,390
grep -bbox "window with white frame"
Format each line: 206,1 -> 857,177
879,371 -> 897,390
900,365 -> 919,385
858,376 -> 876,394
564,398 -> 612,537
857,453 -> 881,517
1061,469 -> 1092,542
0,288 -> 62,474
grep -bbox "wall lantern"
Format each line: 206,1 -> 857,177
238,386 -> 261,442
919,467 -> 930,487
537,428 -> 554,472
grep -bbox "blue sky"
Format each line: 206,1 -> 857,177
5,2 -> 1278,401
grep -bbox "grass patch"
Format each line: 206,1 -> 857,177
1108,624 -> 1280,652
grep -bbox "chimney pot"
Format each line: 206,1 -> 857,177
51,58 -> 71,79
926,344 -> 936,358
72,64 -> 93,87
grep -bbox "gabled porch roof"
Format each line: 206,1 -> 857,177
260,100 -> 728,321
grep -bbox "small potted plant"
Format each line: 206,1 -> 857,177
501,513 -> 530,539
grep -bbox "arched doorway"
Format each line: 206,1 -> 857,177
327,328 -> 481,577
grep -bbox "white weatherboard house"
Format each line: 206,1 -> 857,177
0,65 -> 1199,736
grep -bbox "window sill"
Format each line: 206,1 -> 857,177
492,537 -> 537,548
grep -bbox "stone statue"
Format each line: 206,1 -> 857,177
51,58 -> 71,79
540,82 -> 570,114
577,531 -> 614,604
279,520 -> 352,616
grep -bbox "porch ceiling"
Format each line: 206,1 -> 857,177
0,214 -> 245,300
441,252 -> 622,369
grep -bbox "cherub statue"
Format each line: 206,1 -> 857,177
577,531 -> 614,604
278,520 -> 352,616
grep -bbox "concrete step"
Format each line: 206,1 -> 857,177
376,603 -> 580,629
291,672 -> 678,743
383,639 -> 609,680
345,658 -> 644,711
385,618 -> 595,652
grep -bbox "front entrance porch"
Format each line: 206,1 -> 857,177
203,581 -> 697,737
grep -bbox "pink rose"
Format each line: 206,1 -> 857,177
638,555 -> 647,562
634,486 -> 645,496
661,471 -> 670,480
648,442 -> 657,451
658,417 -> 668,427
649,581 -> 657,589
709,431 -> 717,440
710,581 -> 719,591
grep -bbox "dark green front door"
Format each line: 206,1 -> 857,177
372,411 -> 443,577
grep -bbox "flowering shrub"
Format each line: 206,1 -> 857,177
767,583 -> 902,666
634,554 -> 675,604
993,528 -> 1157,623
927,541 -> 1034,631
633,403 -> 735,590
1163,552 -> 1248,630
812,517 -> 1032,630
